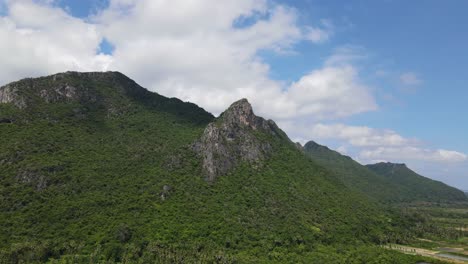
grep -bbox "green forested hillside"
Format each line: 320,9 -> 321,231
0,72 -> 445,263
303,141 -> 402,203
367,162 -> 467,203
303,141 -> 467,204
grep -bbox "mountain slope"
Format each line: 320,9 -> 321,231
303,141 -> 467,204
303,141 -> 403,203
0,72 -> 436,263
367,162 -> 467,203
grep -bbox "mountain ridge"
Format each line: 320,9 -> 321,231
304,140 -> 467,203
303,140 -> 404,202
366,162 -> 467,202
0,71 -> 449,263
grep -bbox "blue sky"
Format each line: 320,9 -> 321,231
269,0 -> 468,144
1,0 -> 467,189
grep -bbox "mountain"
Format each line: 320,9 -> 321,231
303,141 -> 467,204
366,162 -> 468,203
0,72 -> 437,263
303,141 -> 402,203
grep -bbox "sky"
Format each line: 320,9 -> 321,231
0,0 -> 467,189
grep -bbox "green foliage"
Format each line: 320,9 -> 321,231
0,72 -> 453,263
367,162 -> 467,203
303,141 -> 467,203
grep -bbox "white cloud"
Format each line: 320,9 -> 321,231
280,122 -> 467,164
400,72 -> 422,85
307,123 -> 417,147
0,0 -> 112,84
287,66 -> 377,119
89,0 -> 375,120
360,147 -> 467,163
0,0 -> 376,122
305,19 -> 334,43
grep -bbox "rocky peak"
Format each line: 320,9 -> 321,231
220,98 -> 263,129
218,99 -> 283,134
0,71 -> 150,114
193,99 -> 288,181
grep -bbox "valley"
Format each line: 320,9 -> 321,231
386,203 -> 468,263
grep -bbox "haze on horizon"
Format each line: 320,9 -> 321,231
0,0 -> 467,189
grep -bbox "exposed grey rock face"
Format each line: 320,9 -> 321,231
0,85 -> 26,108
0,71 -> 129,109
15,170 -> 48,191
193,99 -> 286,181
39,84 -> 76,102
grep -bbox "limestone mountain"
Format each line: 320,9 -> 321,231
0,72 -> 439,263
193,98 -> 290,181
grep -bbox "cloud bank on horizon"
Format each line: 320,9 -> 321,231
0,0 -> 466,187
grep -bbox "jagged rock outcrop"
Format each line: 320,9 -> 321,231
193,99 -> 287,181
0,84 -> 26,108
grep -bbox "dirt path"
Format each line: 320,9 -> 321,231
383,244 -> 468,263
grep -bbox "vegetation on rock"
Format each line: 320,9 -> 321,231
0,72 -> 458,263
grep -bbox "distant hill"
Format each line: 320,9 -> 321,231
0,72 -> 428,263
303,141 -> 467,203
303,141 -> 402,203
367,162 -> 467,203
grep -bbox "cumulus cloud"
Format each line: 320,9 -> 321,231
307,123 -> 417,147
0,0 -> 376,122
287,66 -> 377,119
280,122 -> 467,164
0,0 -> 112,84
94,0 -> 296,116
400,72 -> 422,85
90,0 -> 373,120
361,147 -> 467,163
